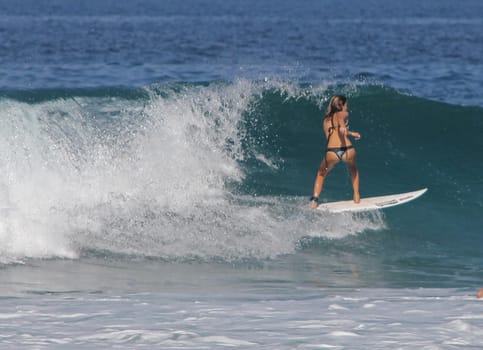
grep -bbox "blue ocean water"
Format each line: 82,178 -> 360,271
1,0 -> 483,348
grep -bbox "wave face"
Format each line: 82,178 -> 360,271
0,80 -> 481,263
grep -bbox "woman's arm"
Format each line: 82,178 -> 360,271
336,113 -> 361,140
347,130 -> 361,140
336,112 -> 348,138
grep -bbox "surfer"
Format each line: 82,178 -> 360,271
310,95 -> 361,208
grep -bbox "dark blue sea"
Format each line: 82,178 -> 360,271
1,0 -> 483,348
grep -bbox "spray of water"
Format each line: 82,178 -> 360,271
0,80 -> 385,263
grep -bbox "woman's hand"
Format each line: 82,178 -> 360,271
350,131 -> 361,140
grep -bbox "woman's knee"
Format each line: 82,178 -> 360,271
318,164 -> 328,176
320,161 -> 337,175
347,164 -> 358,176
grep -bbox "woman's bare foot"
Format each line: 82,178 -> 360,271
353,193 -> 360,203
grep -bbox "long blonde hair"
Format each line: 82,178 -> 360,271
324,95 -> 347,119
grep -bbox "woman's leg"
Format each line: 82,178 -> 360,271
311,154 -> 339,208
343,149 -> 360,203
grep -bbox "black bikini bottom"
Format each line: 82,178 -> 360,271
326,146 -> 354,160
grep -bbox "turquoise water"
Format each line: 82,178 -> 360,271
1,0 -> 483,348
1,82 -> 482,285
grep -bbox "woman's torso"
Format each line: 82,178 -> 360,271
323,113 -> 352,148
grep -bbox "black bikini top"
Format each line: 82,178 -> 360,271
327,115 -> 348,136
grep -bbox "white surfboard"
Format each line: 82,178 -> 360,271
317,188 -> 427,213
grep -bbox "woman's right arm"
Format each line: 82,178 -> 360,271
336,113 -> 348,138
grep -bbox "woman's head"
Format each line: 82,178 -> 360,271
325,95 -> 347,117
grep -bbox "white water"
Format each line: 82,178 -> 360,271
1,286 -> 482,349
0,81 -> 384,264
2,259 -> 482,349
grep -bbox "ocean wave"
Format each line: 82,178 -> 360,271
0,80 -> 481,263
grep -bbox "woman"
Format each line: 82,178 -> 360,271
310,95 -> 361,208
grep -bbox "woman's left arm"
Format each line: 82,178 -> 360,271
348,130 -> 361,140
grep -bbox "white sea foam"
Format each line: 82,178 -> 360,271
0,81 -> 384,263
1,288 -> 482,349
